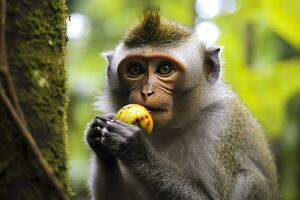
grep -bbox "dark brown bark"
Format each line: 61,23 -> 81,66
0,0 -> 69,199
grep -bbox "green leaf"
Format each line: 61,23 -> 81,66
263,0 -> 300,48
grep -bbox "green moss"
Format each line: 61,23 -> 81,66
0,0 -> 70,199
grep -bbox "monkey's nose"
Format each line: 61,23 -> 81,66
142,90 -> 154,97
142,85 -> 154,97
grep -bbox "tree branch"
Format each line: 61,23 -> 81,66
0,0 -> 26,123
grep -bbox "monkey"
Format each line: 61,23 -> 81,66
85,9 -> 278,200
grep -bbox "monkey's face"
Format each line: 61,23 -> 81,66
117,52 -> 186,127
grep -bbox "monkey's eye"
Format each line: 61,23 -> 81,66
156,62 -> 174,76
127,63 -> 144,77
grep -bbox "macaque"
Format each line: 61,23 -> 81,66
86,9 -> 278,200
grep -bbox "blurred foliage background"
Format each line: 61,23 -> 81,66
66,0 -> 300,199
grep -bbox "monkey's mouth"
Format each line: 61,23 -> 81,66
145,106 -> 166,113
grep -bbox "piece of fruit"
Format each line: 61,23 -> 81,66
115,104 -> 153,135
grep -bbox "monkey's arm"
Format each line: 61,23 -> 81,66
102,119 -> 211,200
90,156 -> 132,200
86,117 -> 131,200
230,168 -> 273,200
123,141 -> 210,200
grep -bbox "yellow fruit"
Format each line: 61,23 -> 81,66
115,104 -> 153,135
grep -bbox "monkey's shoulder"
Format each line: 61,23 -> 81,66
217,97 -> 277,190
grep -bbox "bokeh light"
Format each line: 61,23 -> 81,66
195,21 -> 220,44
67,13 -> 90,40
196,0 -> 220,19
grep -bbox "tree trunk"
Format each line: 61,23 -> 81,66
0,0 -> 69,199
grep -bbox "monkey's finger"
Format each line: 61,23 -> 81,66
86,127 -> 102,147
102,132 -> 126,150
96,115 -> 115,122
96,118 -> 107,128
106,121 -> 140,138
108,120 -> 140,132
106,121 -> 125,132
101,127 -> 109,138
90,127 -> 102,142
87,126 -> 101,138
107,120 -> 133,130
90,118 -> 106,129
106,115 -> 115,120
94,126 -> 102,133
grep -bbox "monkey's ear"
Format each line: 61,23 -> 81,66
101,51 -> 114,64
204,47 -> 221,85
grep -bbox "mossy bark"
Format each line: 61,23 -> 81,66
0,0 -> 69,199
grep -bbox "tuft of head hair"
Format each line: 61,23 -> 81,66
123,8 -> 192,48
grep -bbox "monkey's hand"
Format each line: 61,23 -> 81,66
101,119 -> 146,161
86,115 -> 116,161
